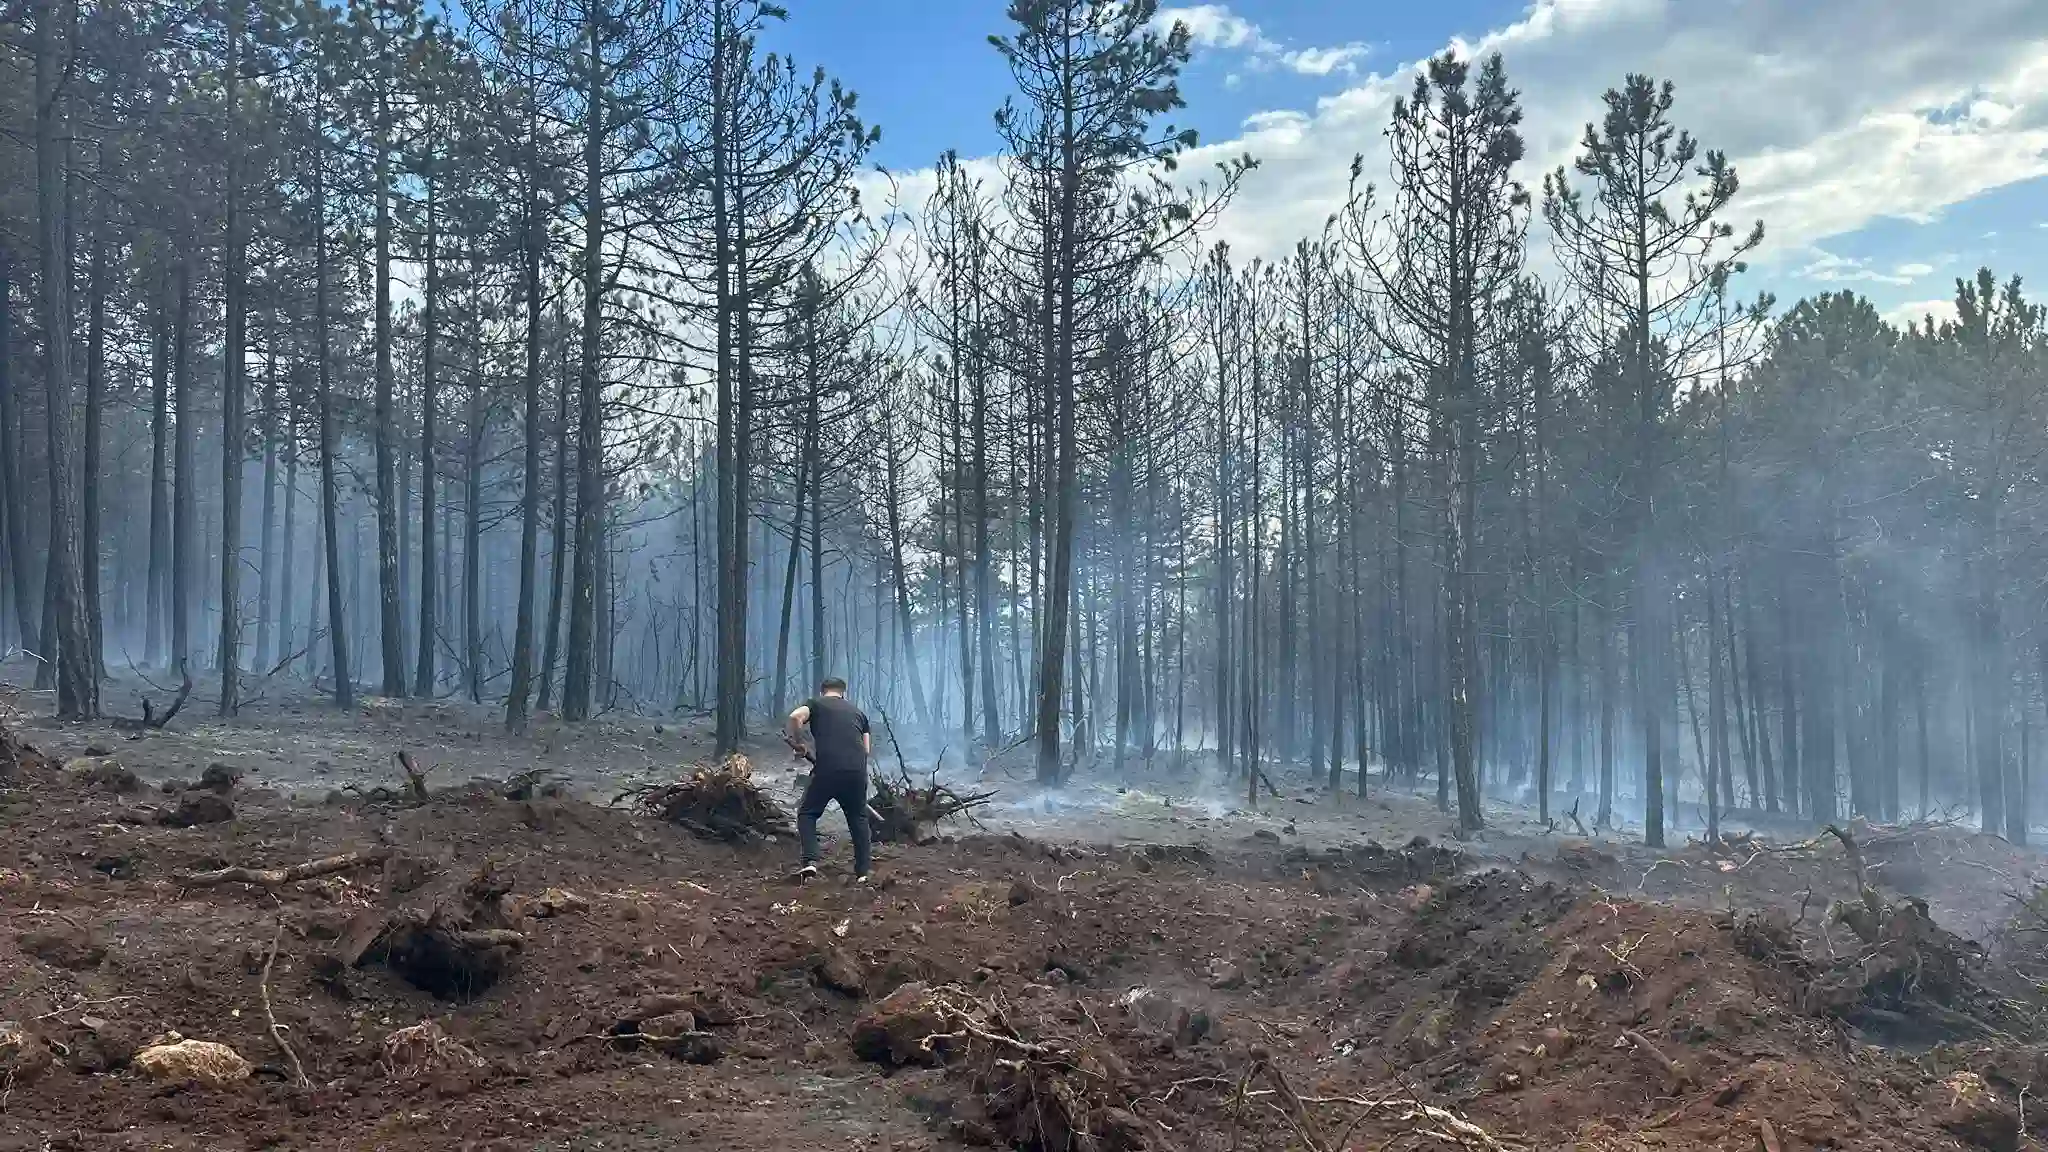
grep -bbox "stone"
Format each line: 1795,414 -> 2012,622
20,925 -> 107,971
134,1037 -> 252,1087
850,982 -> 948,1068
813,947 -> 867,997
159,792 -> 234,827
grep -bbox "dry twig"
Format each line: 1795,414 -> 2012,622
174,847 -> 394,890
262,914 -> 309,1088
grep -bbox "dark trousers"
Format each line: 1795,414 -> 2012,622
798,769 -> 871,875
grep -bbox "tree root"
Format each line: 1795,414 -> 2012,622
174,848 -> 394,890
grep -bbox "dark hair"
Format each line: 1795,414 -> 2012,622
821,676 -> 847,694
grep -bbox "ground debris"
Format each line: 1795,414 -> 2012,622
624,754 -> 792,842
378,1019 -> 484,1079
870,767 -> 996,844
132,1035 -> 251,1087
849,981 -> 1143,1151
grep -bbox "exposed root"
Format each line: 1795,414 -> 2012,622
378,1020 -> 483,1079
631,755 -> 791,842
261,915 -> 309,1088
174,848 -> 394,890
111,664 -> 193,732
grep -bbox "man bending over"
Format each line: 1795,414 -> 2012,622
785,676 -> 872,883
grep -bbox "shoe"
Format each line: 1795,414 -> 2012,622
796,864 -> 819,883
853,873 -> 872,886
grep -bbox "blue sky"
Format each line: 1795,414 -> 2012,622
769,0 -> 2048,327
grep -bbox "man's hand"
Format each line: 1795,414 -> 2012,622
785,734 -> 813,762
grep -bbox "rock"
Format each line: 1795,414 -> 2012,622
381,853 -> 434,895
68,755 -> 139,793
1206,959 -> 1246,991
198,763 -> 239,793
631,993 -> 695,1022
20,924 -> 107,970
1536,1026 -> 1576,1060
0,1022 -> 53,1083
67,1017 -> 142,1073
1251,829 -> 1281,844
159,791 -> 234,827
813,947 -> 868,997
683,988 -> 741,1027
1007,878 -> 1038,906
527,888 -> 589,918
850,982 -> 948,1067
1099,1106 -> 1150,1151
1117,987 -> 1217,1047
1044,953 -> 1092,984
1939,1072 -> 2020,1152
641,1013 -> 721,1064
134,1036 -> 252,1087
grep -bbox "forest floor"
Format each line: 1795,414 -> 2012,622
4,664 -> 2048,1150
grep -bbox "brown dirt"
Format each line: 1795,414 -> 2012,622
5,707 -> 2048,1151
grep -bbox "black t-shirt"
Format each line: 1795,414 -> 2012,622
803,695 -> 870,777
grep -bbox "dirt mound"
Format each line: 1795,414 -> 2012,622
5,715 -> 2048,1151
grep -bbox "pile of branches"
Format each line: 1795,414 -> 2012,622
1724,825 -> 2006,1041
869,765 -> 996,844
886,984 -> 1144,1152
626,754 -> 792,842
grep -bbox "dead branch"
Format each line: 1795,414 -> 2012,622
395,752 -> 430,805
449,929 -> 526,950
261,914 -> 309,1088
173,847 -> 394,890
1622,1028 -> 1694,1090
1757,1118 -> 1784,1152
112,663 -> 193,732
1568,797 -> 1589,838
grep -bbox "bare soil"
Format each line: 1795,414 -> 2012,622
5,672 -> 2048,1150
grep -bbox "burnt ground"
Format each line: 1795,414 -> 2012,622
4,670 -> 2048,1150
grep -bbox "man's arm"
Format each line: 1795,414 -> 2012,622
785,705 -> 813,759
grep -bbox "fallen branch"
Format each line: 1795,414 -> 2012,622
261,915 -> 309,1088
1568,797 -> 1589,838
1622,1028 -> 1693,1090
112,663 -> 193,732
396,751 -> 430,805
174,847 -> 394,890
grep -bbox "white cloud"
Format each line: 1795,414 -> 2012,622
1883,298 -> 1961,329
1281,44 -> 1369,77
1792,250 -> 1937,286
1161,3 -> 1269,53
890,0 -> 2048,308
1171,0 -> 2048,276
1157,4 -> 1370,77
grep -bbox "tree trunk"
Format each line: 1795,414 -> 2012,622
414,166 -> 440,697
562,8 -> 607,726
0,247 -> 38,660
256,352 -> 279,672
372,51 -> 403,698
33,0 -> 94,717
313,75 -> 351,709
80,199 -> 106,679
539,313 -> 571,713
505,96 -> 546,731
464,379 -> 485,704
171,260 -> 196,675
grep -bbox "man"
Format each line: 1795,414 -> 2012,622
785,676 -> 872,883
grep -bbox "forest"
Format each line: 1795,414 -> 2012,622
0,0 -> 2043,852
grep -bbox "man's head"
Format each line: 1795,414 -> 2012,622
820,676 -> 847,697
